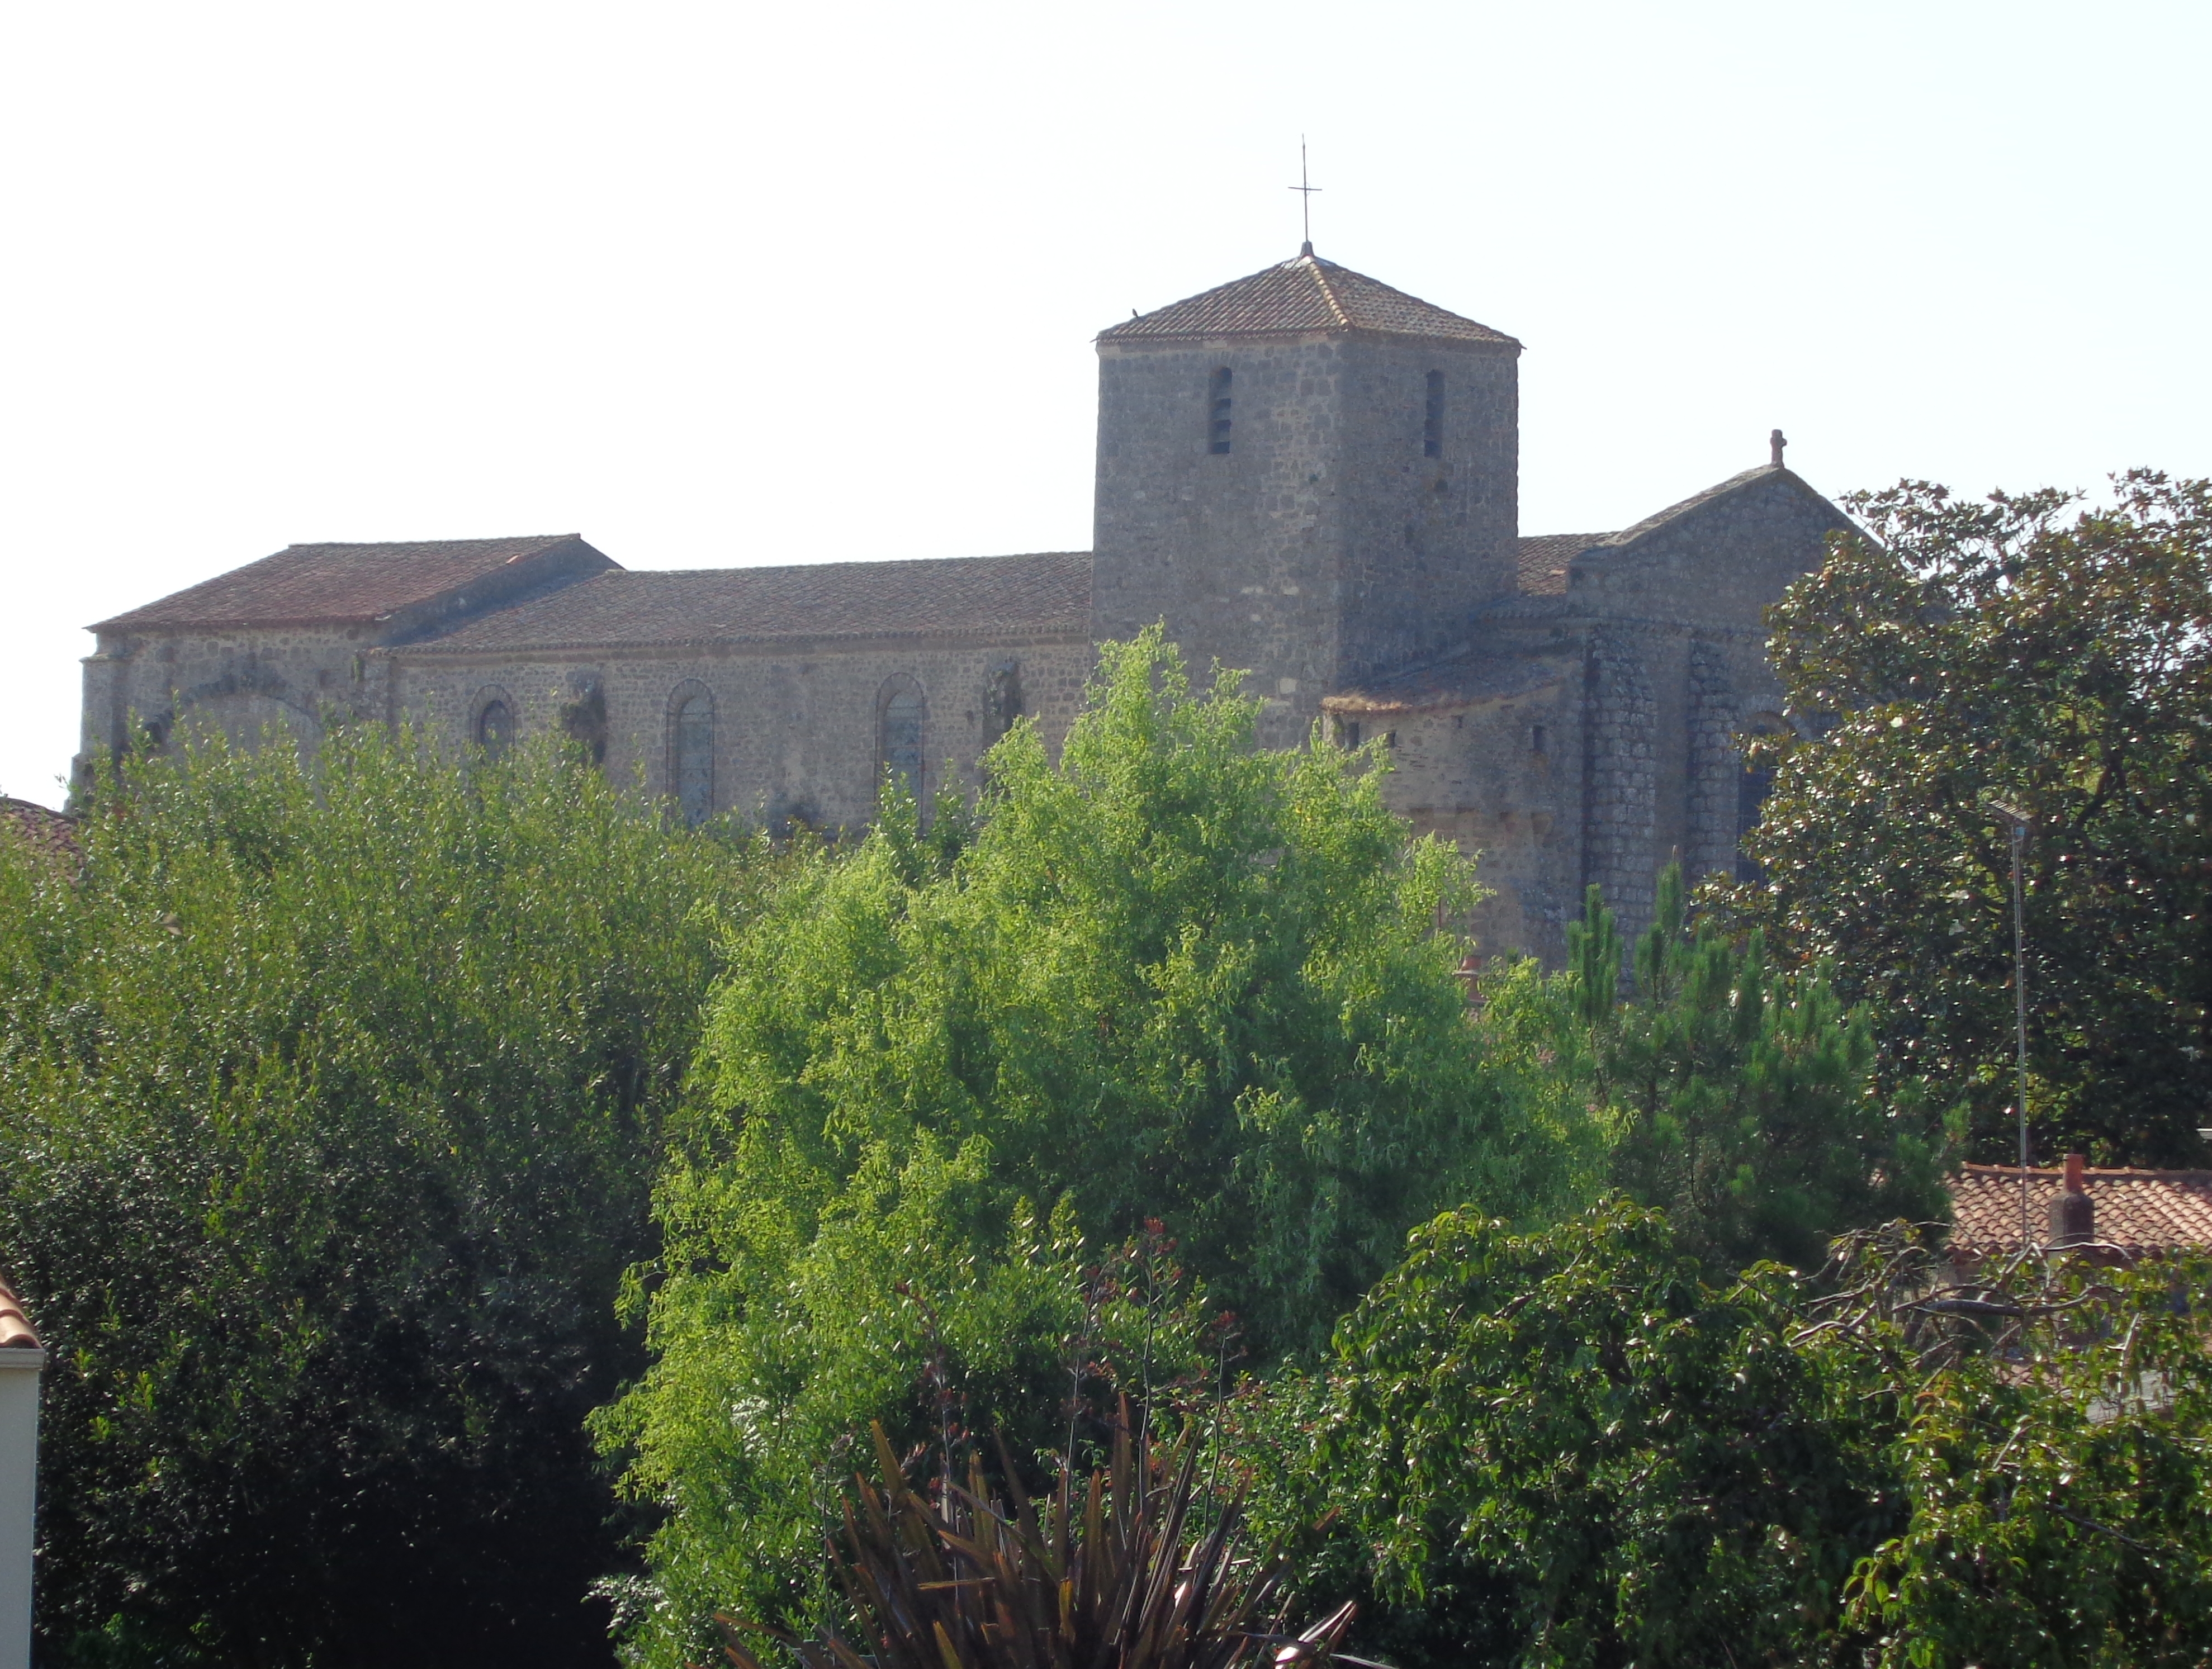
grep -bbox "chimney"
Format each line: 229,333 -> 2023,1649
2048,1153 -> 2095,1247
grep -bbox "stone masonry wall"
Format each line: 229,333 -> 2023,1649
1092,330 -> 1517,750
1580,630 -> 1658,960
1371,664 -> 1579,964
386,636 -> 1094,831
79,623 -> 385,775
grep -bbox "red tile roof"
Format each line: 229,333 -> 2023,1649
395,552 -> 1093,655
0,1277 -> 39,1351
1948,1162 -> 2212,1260
1517,533 -> 1613,596
92,535 -> 609,632
1098,254 -> 1518,347
0,796 -> 78,865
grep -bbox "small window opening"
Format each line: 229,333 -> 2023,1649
1208,367 -> 1233,454
1341,719 -> 1361,749
1531,723 -> 1546,755
1423,370 -> 1444,458
1383,730 -> 1398,752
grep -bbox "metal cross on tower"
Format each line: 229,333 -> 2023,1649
1288,137 -> 1321,257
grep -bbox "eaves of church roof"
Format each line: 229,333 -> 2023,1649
91,535 -> 614,632
1321,654 -> 1569,716
392,551 -> 1094,656
1098,253 -> 1518,348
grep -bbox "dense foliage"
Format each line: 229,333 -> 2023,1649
1479,867 -> 1947,1274
0,728 -> 761,1666
718,1417 -> 1358,1669
599,631 -> 1588,1666
1737,470 -> 2212,1164
1253,1203 -> 2212,1669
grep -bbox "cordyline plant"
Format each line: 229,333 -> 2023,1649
716,1412 -> 1366,1669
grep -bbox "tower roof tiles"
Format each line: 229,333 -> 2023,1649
1099,253 -> 1517,347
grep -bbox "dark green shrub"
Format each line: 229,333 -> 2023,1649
0,727 -> 765,1666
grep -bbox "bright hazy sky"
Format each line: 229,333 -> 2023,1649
4,1 -> 2206,808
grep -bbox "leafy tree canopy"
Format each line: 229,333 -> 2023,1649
0,727 -> 761,1666
1254,1202 -> 2212,1669
1475,865 -> 1946,1274
1737,470 -> 2212,1163
599,630 -> 1590,1666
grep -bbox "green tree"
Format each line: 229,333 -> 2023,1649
1736,469 -> 2212,1164
598,630 -> 1584,1667
0,726 -> 760,1666
1255,1203 -> 2212,1669
1480,867 -> 1945,1274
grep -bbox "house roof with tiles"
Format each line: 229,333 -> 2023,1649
396,552 -> 1096,655
1948,1162 -> 2212,1261
1,796 -> 78,865
1098,252 -> 1519,347
91,535 -> 613,632
0,1275 -> 40,1352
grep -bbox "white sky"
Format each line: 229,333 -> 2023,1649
3,0 -> 2206,808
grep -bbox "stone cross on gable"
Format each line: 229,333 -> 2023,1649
1770,428 -> 1787,468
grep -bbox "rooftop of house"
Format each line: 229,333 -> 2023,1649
0,796 -> 78,865
1098,251 -> 1519,348
1949,1161 -> 2212,1261
394,551 -> 1095,655
91,535 -> 611,633
0,1276 -> 39,1352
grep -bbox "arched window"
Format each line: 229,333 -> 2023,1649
1208,367 -> 1233,455
1423,370 -> 1445,458
878,676 -> 925,805
669,685 -> 715,826
1735,714 -> 1785,883
472,689 -> 516,760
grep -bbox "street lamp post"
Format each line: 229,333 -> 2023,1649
1990,800 -> 2034,1249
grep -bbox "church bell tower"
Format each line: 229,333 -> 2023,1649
1090,249 -> 1521,745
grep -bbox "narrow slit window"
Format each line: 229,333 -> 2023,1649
880,683 -> 925,804
674,693 -> 714,826
1423,370 -> 1444,458
1208,367 -> 1233,454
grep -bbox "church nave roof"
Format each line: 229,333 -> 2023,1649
92,534 -> 612,632
397,550 -> 1094,655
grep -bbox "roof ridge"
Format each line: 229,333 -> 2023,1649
1960,1161 -> 2212,1182
1302,255 -> 1352,329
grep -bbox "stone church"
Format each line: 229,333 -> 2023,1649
78,245 -> 1850,962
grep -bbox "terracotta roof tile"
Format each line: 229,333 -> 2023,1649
1099,254 -> 1517,347
0,1276 -> 39,1351
0,796 -> 78,865
92,535 -> 608,632
1948,1163 -> 2212,1260
398,552 -> 1093,655
1517,533 -> 1613,596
